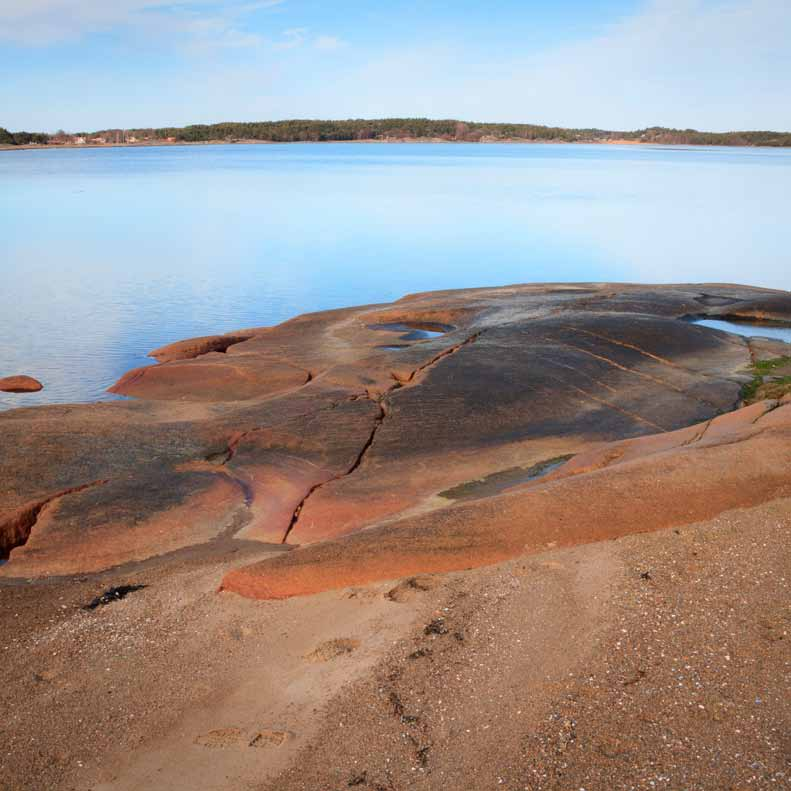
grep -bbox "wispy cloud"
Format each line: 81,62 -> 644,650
0,0 -> 285,47
273,27 -> 307,50
308,0 -> 791,131
2,0 -> 788,132
508,0 -> 791,129
272,29 -> 347,52
314,34 -> 345,52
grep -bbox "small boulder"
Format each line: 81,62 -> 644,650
0,375 -> 43,393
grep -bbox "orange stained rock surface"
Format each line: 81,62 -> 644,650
220,398 -> 791,599
1,282 -> 790,590
148,332 -> 256,363
0,375 -> 43,393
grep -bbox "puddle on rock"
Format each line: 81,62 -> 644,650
368,322 -> 454,341
439,455 -> 574,502
692,318 -> 791,344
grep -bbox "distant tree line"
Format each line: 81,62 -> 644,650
148,119 -> 590,143
4,120 -> 791,147
0,127 -> 50,145
620,126 -> 791,147
100,120 -> 791,147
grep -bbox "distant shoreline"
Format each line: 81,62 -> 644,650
5,119 -> 790,150
0,137 -> 785,153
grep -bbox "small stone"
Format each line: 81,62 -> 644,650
0,375 -> 43,393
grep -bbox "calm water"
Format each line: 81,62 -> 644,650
692,319 -> 791,344
2,143 -> 790,409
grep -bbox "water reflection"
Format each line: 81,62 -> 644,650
369,322 -> 452,340
1,143 -> 790,409
692,319 -> 791,344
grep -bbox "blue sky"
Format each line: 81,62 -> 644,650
2,0 -> 789,132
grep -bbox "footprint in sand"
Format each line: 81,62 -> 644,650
305,637 -> 360,663
386,575 -> 440,603
249,729 -> 294,747
346,587 -> 380,601
193,728 -> 244,748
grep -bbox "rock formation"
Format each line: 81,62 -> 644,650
1,283 -> 790,589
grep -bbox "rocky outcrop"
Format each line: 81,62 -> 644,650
1,282 -> 790,581
0,375 -> 43,393
148,332 -> 256,362
220,397 -> 791,599
702,293 -> 791,324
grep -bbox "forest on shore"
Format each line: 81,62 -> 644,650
3,119 -> 791,147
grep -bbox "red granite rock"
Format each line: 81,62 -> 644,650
1,282 -> 790,581
221,399 -> 791,599
0,375 -> 43,393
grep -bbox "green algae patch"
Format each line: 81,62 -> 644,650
742,356 -> 791,405
740,375 -> 765,404
753,376 -> 791,401
753,356 -> 791,375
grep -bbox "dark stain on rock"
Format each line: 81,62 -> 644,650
694,294 -> 741,307
83,584 -> 147,610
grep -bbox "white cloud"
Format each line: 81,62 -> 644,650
273,26 -> 306,49
314,34 -> 345,52
271,28 -> 346,52
0,0 -> 284,46
3,0 -> 789,131
312,0 -> 791,130
507,0 -> 791,129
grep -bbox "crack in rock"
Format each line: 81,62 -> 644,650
0,480 -> 109,560
282,331 -> 482,543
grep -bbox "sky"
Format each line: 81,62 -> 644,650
1,0 -> 790,132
